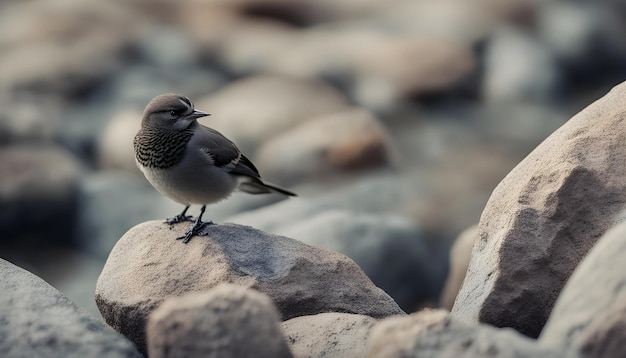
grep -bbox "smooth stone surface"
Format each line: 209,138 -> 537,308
0,258 -> 142,358
147,284 -> 292,358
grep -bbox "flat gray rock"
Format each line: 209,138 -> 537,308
96,221 -> 404,354
147,284 -> 292,358
452,80 -> 626,337
0,258 -> 142,358
539,220 -> 626,357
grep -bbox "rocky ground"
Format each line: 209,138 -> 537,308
1,0 -> 626,357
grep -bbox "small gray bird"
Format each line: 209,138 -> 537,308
134,93 -> 295,243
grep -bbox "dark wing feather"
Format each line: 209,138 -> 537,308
196,125 -> 241,168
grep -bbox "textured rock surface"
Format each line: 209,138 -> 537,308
96,221 -> 404,353
440,224 -> 477,310
282,313 -> 376,358
539,220 -> 626,357
147,284 -> 292,358
368,309 -> 564,358
276,210 -> 439,311
0,258 -> 142,358
452,82 -> 626,337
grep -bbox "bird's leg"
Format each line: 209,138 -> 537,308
165,205 -> 195,227
177,205 -> 214,243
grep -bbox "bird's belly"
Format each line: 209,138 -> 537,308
138,161 -> 238,205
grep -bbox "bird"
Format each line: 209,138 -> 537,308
134,93 -> 296,243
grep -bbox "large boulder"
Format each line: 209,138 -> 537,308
368,309 -> 564,358
0,258 -> 142,358
96,221 -> 404,353
452,81 -> 626,337
282,313 -> 376,358
147,284 -> 292,358
539,220 -> 626,357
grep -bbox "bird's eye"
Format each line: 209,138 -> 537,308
169,110 -> 179,117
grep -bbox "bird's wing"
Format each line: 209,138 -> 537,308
194,125 -> 261,178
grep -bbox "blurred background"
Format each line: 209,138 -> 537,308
1,0 -> 625,318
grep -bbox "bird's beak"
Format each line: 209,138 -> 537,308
189,110 -> 210,119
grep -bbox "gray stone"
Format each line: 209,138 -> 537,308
0,258 -> 142,358
147,284 -> 292,358
539,220 -> 626,357
282,313 -> 376,358
452,80 -> 626,337
276,210 -> 440,311
96,221 -> 404,354
368,309 -> 565,358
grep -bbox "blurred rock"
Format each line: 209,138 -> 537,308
98,109 -> 142,173
110,66 -> 227,109
75,171 -> 179,259
96,221 -> 404,353
135,25 -> 199,68
537,1 -> 626,75
227,172 -> 420,233
276,210 -> 439,311
0,144 -> 83,247
256,109 -> 392,185
282,313 -> 376,358
196,75 -> 350,154
483,27 -> 560,102
232,28 -> 476,110
0,0 -> 137,95
147,284 -> 292,358
452,81 -> 626,337
0,258 -> 142,358
539,220 -> 626,357
0,94 -> 64,144
440,224 -> 477,310
368,309 -> 564,358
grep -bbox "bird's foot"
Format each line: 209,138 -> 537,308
165,214 -> 195,227
177,220 -> 215,244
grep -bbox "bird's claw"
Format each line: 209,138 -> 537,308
176,220 -> 214,243
165,214 -> 195,227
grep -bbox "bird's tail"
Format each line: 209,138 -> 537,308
239,178 -> 296,196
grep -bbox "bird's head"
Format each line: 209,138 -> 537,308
142,93 -> 210,131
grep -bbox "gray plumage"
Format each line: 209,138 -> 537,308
134,93 -> 295,243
